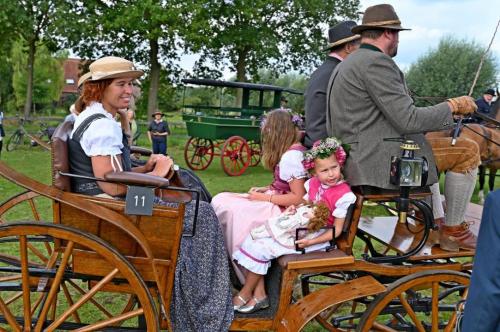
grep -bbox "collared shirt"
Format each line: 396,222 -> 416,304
360,43 -> 383,53
329,52 -> 344,62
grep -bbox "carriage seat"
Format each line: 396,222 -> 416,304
51,121 -> 171,192
353,185 -> 431,200
278,249 -> 354,270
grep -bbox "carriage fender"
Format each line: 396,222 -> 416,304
277,275 -> 385,332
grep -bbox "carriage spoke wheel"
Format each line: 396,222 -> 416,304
0,222 -> 159,331
220,136 -> 250,176
358,270 -> 470,332
301,272 -> 373,331
248,141 -> 261,167
184,137 -> 214,171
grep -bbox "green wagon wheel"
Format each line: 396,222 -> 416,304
0,222 -> 159,331
220,136 -> 250,176
248,141 -> 261,167
6,131 -> 23,152
184,137 -> 214,171
358,270 -> 470,332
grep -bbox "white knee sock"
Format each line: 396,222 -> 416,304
444,168 -> 478,226
430,183 -> 445,219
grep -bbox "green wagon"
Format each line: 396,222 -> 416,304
182,79 -> 302,176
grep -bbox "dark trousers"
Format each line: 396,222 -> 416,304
152,139 -> 167,155
462,190 -> 500,332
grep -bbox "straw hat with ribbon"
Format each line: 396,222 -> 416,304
323,21 -> 360,51
88,56 -> 143,81
351,4 -> 411,34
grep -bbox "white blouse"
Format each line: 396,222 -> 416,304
70,102 -> 123,157
303,179 -> 357,219
279,149 -> 308,182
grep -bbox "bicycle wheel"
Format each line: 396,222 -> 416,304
6,131 -> 23,151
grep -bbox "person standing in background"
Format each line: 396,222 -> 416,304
0,109 -> 5,158
147,110 -> 170,155
304,21 -> 360,148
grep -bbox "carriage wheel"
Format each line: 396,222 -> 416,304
248,141 -> 261,167
220,136 -> 250,176
0,222 -> 159,331
6,131 -> 23,152
358,270 -> 470,332
184,137 -> 214,171
301,272 -> 373,331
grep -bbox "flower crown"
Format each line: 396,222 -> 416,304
260,109 -> 304,130
302,137 -> 349,171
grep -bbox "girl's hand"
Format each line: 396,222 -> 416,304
248,191 -> 268,202
248,186 -> 268,193
295,238 -> 310,249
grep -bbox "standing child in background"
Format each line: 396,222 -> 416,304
147,110 -> 170,155
212,109 -> 308,283
232,137 -> 356,313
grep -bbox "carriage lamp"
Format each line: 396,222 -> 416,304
389,140 -> 428,223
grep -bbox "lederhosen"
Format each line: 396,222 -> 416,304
68,114 -> 132,195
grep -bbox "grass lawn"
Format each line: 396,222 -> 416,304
0,119 -> 498,330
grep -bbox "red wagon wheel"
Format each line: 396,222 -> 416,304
248,141 -> 261,167
184,137 -> 214,171
220,136 -> 250,176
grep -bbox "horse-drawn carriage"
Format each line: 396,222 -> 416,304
181,79 -> 302,176
0,117 -> 478,331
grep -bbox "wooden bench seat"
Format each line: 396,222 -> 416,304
278,249 -> 354,270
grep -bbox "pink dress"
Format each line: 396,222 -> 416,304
211,144 -> 307,283
232,178 -> 356,275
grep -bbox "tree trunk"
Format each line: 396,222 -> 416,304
23,39 -> 36,120
235,47 -> 249,107
147,38 -> 160,118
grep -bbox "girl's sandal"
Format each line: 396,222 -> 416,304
233,295 -> 249,311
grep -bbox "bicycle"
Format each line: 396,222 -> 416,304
6,117 -> 52,151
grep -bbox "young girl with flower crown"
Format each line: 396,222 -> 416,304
231,137 -> 357,314
212,109 -> 308,283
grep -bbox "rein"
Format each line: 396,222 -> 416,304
463,124 -> 500,148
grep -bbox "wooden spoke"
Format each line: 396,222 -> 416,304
34,241 -> 74,332
431,281 -> 439,332
66,280 -> 113,318
0,297 -> 21,332
46,268 -> 119,331
0,275 -> 22,283
5,291 -> 23,305
19,235 -> 32,329
73,308 -> 144,332
27,242 -> 49,264
28,198 -> 41,221
61,282 -> 81,323
372,322 -> 398,332
30,294 -> 45,316
397,294 -> 425,332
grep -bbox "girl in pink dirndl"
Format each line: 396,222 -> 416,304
211,109 -> 308,283
232,137 -> 356,313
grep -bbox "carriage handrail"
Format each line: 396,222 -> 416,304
182,78 -> 303,94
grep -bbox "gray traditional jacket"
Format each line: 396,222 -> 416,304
304,56 -> 342,148
327,44 -> 454,189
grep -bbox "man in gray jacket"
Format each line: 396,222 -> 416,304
327,4 -> 479,251
304,21 -> 360,148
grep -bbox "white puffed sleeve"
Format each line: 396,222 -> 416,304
278,150 -> 308,182
80,118 -> 123,157
303,179 -> 311,200
332,192 -> 357,219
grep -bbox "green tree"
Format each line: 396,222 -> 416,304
406,36 -> 498,105
2,0 -> 64,118
11,41 -> 65,111
57,0 -> 194,117
188,0 -> 360,82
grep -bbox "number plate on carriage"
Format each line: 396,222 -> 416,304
125,186 -> 154,216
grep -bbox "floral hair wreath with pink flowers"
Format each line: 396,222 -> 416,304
260,109 -> 304,130
302,137 -> 350,171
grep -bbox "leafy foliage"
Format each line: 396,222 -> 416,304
11,41 -> 65,109
406,36 -> 498,105
187,0 -> 360,81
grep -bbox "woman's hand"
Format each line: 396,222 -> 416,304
147,155 -> 173,178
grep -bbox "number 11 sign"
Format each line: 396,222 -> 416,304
125,186 -> 155,216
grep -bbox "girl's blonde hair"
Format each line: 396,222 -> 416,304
261,110 -> 301,170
